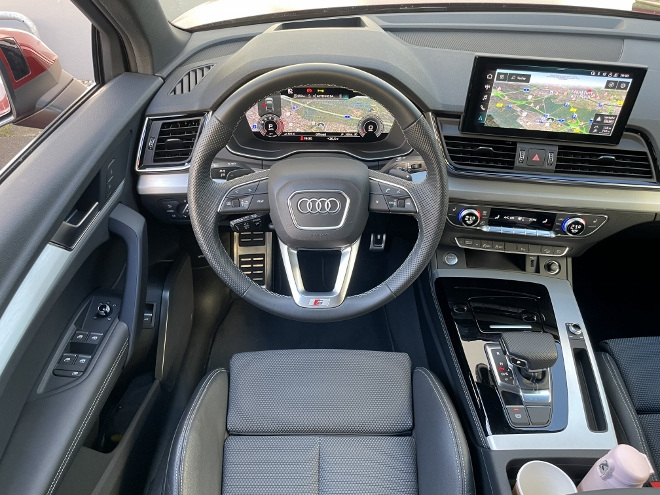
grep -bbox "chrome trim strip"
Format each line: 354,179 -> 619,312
135,111 -> 212,173
137,173 -> 190,195
432,266 -> 617,451
489,324 -> 532,329
279,238 -> 360,309
451,167 -> 660,190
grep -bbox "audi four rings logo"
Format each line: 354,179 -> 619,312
297,197 -> 342,215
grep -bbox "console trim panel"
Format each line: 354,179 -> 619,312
432,267 -> 617,451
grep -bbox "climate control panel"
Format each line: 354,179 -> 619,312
448,203 -> 607,238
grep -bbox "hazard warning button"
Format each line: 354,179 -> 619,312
526,148 -> 546,166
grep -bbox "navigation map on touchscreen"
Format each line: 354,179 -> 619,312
483,70 -> 633,136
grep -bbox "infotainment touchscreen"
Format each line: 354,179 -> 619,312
460,56 -> 646,144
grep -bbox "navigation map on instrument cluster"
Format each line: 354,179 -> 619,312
282,96 -> 392,135
484,70 -> 633,136
246,89 -> 394,141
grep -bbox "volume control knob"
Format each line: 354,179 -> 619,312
562,217 -> 586,236
458,208 -> 481,227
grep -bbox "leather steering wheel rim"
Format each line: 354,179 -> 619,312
188,63 -> 448,322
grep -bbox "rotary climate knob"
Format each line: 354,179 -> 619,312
458,208 -> 481,227
562,217 -> 586,236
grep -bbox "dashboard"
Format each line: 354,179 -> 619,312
135,10 -> 660,258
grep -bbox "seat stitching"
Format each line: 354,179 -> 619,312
47,339 -> 128,495
175,369 -> 224,495
419,368 -> 467,495
602,355 -> 647,449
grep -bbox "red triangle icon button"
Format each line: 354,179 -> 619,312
532,154 -> 540,161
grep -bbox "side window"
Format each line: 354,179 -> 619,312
0,3 -> 93,170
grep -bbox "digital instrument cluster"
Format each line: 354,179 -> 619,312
245,86 -> 395,143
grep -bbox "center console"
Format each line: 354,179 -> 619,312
430,249 -> 618,492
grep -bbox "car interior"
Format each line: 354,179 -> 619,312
0,0 -> 660,493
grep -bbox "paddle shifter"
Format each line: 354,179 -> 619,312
485,331 -> 558,428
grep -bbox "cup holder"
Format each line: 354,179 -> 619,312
506,457 -> 597,490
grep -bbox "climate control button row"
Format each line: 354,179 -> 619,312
449,203 -> 607,237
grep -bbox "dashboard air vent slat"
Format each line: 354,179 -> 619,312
152,117 -> 203,164
170,64 -> 215,95
444,136 -> 516,170
555,146 -> 653,179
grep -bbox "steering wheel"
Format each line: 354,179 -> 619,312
188,63 -> 448,322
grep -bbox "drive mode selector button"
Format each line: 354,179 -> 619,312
562,217 -> 586,236
458,208 -> 481,227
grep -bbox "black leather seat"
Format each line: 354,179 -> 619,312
163,349 -> 474,495
597,337 -> 660,481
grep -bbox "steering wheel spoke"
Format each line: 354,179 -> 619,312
279,238 -> 360,309
368,170 -> 419,217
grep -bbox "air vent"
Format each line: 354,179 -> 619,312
138,115 -> 206,170
443,136 -> 517,170
152,117 -> 203,163
170,64 -> 214,95
555,146 -> 653,179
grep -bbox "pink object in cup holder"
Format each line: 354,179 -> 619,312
577,444 -> 654,491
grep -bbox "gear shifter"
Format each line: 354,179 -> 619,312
500,331 -> 558,388
484,331 -> 558,428
482,332 -> 559,428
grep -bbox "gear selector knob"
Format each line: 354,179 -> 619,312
500,332 -> 558,373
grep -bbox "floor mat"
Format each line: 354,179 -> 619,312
207,298 -> 394,370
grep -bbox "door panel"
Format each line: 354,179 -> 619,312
0,72 -> 162,494
0,73 -> 160,314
